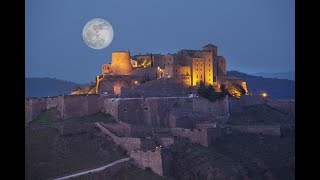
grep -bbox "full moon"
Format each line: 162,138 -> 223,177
82,18 -> 114,49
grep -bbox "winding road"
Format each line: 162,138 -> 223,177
52,157 -> 131,180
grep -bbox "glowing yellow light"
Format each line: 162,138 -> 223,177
134,80 -> 139,85
261,92 -> 267,97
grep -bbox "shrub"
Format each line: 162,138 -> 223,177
197,82 -> 223,102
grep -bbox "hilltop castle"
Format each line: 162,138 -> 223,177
73,44 -> 248,97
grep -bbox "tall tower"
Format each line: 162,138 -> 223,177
203,44 -> 217,57
202,44 -> 215,86
111,51 -> 133,75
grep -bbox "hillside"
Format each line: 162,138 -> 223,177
25,77 -> 81,98
25,109 -> 166,180
227,71 -> 295,99
25,109 -> 125,179
252,71 -> 295,81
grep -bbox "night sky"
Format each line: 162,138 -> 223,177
26,0 -> 295,83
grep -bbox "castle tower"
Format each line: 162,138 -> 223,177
203,44 -> 218,56
111,51 -> 133,75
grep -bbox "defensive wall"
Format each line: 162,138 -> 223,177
228,95 -> 295,117
130,149 -> 173,176
168,109 -> 222,128
25,95 -> 229,127
120,78 -> 188,98
102,121 -> 153,137
94,122 -> 155,153
266,99 -> 295,116
104,96 -> 229,127
25,94 -> 108,123
171,127 -> 221,147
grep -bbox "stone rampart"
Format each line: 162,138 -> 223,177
94,122 -> 154,153
103,97 -> 228,127
171,128 -> 220,147
25,95 -> 108,123
130,149 -> 172,176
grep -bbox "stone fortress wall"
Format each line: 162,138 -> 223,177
120,77 -> 188,98
130,149 -> 173,177
103,96 -> 229,127
171,128 -> 221,147
25,94 -> 108,123
26,94 -> 294,127
95,122 -> 155,153
228,95 -> 295,117
26,94 -> 295,177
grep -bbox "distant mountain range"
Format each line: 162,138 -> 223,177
251,71 -> 294,81
227,71 -> 295,99
26,71 -> 295,99
25,78 -> 81,98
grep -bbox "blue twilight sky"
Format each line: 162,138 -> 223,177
26,0 -> 295,83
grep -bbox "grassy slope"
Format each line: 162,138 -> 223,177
26,108 -> 163,180
25,109 -> 123,180
111,163 -> 165,180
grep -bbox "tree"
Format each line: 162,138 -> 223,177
220,84 -> 231,97
207,85 -> 221,102
197,81 -> 206,97
234,83 -> 246,96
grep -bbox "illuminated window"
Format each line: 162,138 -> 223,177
197,68 -> 198,71
200,68 -> 202,71
201,75 -> 202,79
197,75 -> 198,78
209,69 -> 210,72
